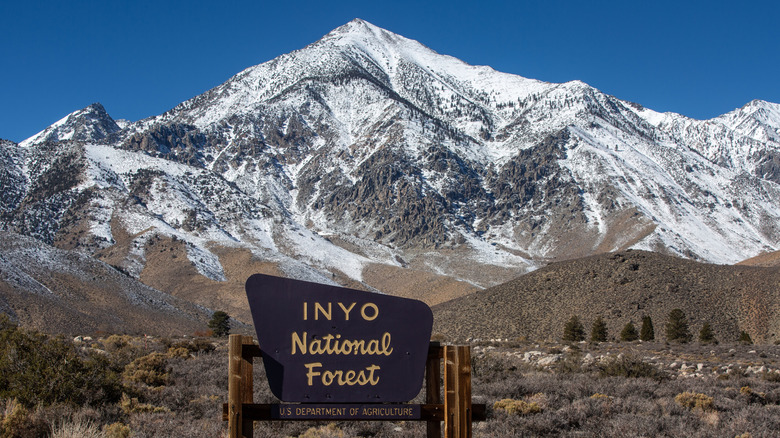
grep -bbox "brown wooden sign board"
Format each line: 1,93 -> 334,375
245,274 -> 433,403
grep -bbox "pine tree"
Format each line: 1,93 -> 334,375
698,322 -> 717,344
739,331 -> 753,345
208,311 -> 231,337
590,316 -> 608,343
563,316 -> 585,342
665,309 -> 691,343
620,321 -> 639,342
640,315 -> 654,341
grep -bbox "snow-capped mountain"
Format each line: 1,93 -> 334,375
4,19 -> 780,301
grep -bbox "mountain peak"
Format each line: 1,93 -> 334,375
20,102 -> 120,147
325,18 -> 387,39
315,18 -> 437,60
715,99 -> 780,143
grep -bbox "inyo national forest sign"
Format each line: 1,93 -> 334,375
245,274 -> 434,403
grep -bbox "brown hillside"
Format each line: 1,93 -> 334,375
0,231 -> 214,336
432,250 -> 780,344
738,250 -> 780,267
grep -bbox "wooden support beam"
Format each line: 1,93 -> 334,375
426,342 -> 443,438
444,345 -> 472,438
228,335 -> 257,438
228,335 -> 244,438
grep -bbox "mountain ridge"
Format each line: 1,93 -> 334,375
2,19 -> 780,331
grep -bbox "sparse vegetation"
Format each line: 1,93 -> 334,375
2,313 -> 780,437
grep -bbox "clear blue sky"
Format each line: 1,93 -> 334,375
2,0 -> 778,143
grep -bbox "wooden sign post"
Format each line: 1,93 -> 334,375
225,336 -> 484,437
225,274 -> 484,437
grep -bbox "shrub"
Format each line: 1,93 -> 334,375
620,322 -> 639,342
674,392 -> 714,411
739,331 -> 753,345
762,371 -> 780,382
554,351 -> 585,374
590,317 -> 608,343
0,399 -> 49,438
665,309 -> 691,343
50,417 -> 102,438
596,354 -> 665,380
299,423 -> 346,438
493,398 -> 542,415
167,347 -> 190,359
640,315 -> 654,341
563,316 -> 585,342
119,394 -> 169,414
123,353 -> 169,387
170,338 -> 215,355
103,422 -> 131,438
0,316 -> 122,408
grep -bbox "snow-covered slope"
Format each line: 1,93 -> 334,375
20,103 -> 122,147
4,19 -> 780,293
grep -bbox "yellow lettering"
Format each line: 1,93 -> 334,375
286,332 -> 392,356
291,331 -> 306,354
338,302 -> 356,320
360,302 -> 378,321
366,339 -> 379,354
365,364 -> 380,385
303,302 -> 308,320
305,362 -> 322,386
315,302 -> 331,320
303,364 -> 381,386
381,332 -> 393,355
309,337 -> 322,354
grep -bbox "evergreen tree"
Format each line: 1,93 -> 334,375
590,316 -> 608,343
208,311 -> 231,337
665,309 -> 691,343
620,321 -> 639,342
640,315 -> 655,341
739,331 -> 753,345
698,322 -> 717,344
563,315 -> 585,342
